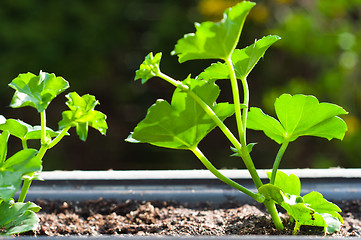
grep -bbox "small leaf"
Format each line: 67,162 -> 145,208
135,52 -> 162,84
127,77 -> 234,149
258,184 -> 284,204
0,131 -> 10,165
8,71 -> 69,112
0,200 -> 40,236
0,119 -> 28,139
267,170 -> 301,196
247,94 -> 348,144
230,143 -> 256,157
172,2 -> 255,62
58,92 -> 108,141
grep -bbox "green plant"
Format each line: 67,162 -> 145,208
127,1 -> 348,235
0,71 -> 107,235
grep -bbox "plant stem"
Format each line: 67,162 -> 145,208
21,139 -> 28,149
18,145 -> 48,202
48,126 -> 71,149
225,57 -> 244,140
191,147 -> 265,203
40,110 -> 47,145
264,199 -> 284,230
224,57 -> 263,189
18,175 -> 33,203
270,140 -> 290,184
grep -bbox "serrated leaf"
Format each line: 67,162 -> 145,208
0,200 -> 40,236
135,52 -> 162,84
267,170 -> 301,196
198,35 -> 281,81
172,2 -> 255,62
8,71 -> 69,112
58,92 -> 108,141
247,94 -> 348,144
127,77 -> 234,149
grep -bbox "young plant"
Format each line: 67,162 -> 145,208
126,1 -> 348,235
0,71 -> 107,236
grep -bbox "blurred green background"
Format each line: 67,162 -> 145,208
0,0 -> 360,171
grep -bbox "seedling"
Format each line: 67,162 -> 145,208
0,71 -> 107,235
127,1 -> 347,235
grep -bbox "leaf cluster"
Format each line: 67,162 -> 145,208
0,71 -> 108,235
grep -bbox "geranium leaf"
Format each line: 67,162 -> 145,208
197,35 -> 280,82
267,170 -> 301,196
172,2 -> 255,62
0,200 -> 40,236
127,77 -> 234,149
8,71 -> 69,112
135,52 -> 162,84
58,92 -> 108,141
247,94 -> 348,144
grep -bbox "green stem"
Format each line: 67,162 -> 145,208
48,126 -> 71,149
225,57 -> 244,140
264,199 -> 284,230
18,175 -> 33,203
40,110 -> 47,145
18,145 -> 48,202
270,140 -> 290,184
21,139 -> 28,149
191,147 -> 265,203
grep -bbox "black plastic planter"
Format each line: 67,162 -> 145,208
12,168 -> 361,239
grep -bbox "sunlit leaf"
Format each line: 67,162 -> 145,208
197,35 -> 281,81
127,76 -> 234,149
8,71 -> 69,112
135,52 -> 162,84
172,2 -> 255,62
247,94 -> 348,144
267,170 -> 301,196
58,92 -> 108,141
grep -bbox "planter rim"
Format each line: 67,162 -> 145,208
39,168 -> 361,180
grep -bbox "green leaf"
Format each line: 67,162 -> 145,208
0,131 -> 10,165
0,149 -> 40,200
172,2 -> 255,62
127,77 -> 234,149
267,170 -> 301,196
247,94 -> 348,144
303,191 -> 343,225
135,52 -> 162,84
258,184 -> 284,204
58,92 -> 108,141
247,107 -> 285,143
0,200 -> 40,236
198,35 -> 281,81
8,71 -> 69,112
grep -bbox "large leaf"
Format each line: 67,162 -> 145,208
135,52 -> 162,84
127,77 -> 234,149
197,35 -> 281,81
0,149 -> 40,200
247,94 -> 348,144
58,92 -> 108,141
172,2 -> 255,62
0,200 -> 40,236
8,71 -> 69,112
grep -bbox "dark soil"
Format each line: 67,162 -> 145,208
31,198 -> 361,237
